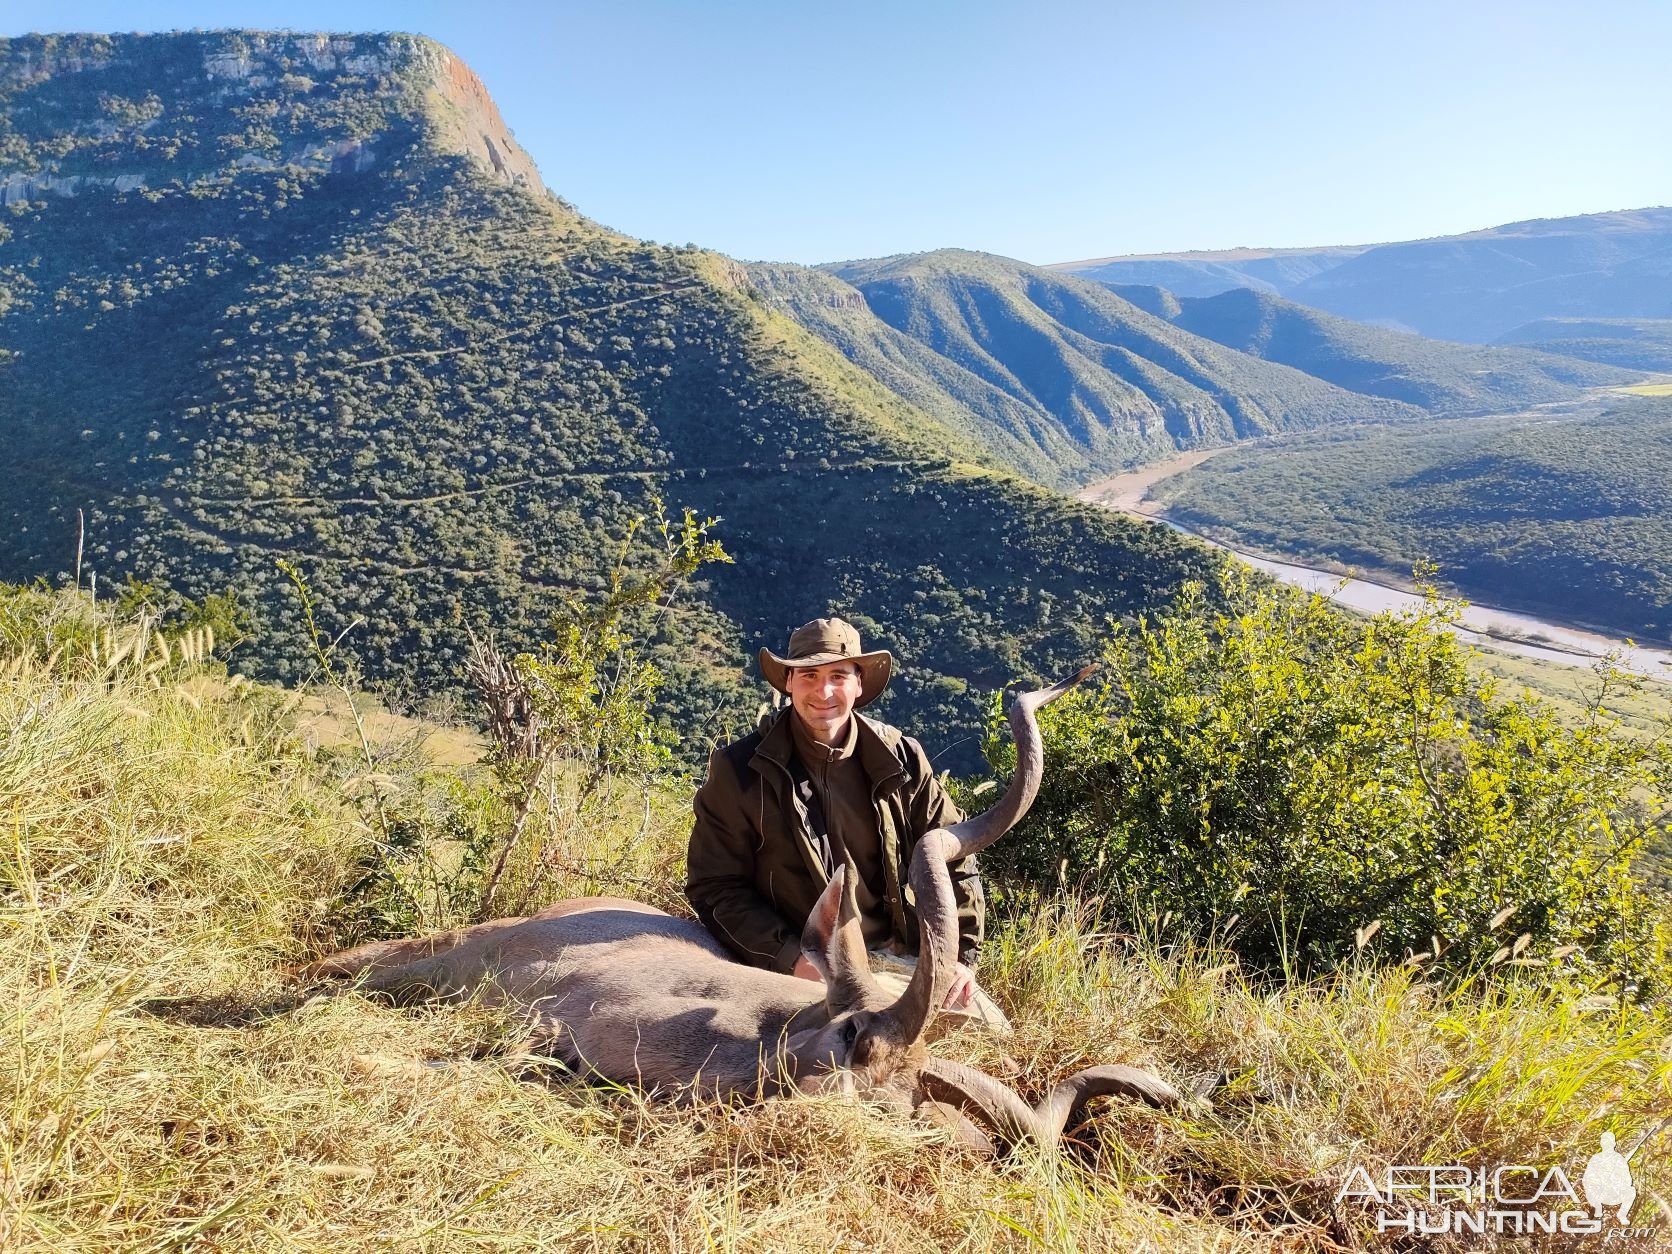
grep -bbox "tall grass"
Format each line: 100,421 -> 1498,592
3,640 -> 1669,1249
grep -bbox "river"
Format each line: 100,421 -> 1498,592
1078,453 -> 1672,685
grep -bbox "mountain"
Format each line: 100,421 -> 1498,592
1284,209 -> 1672,343
741,262 -> 1086,488
753,249 -> 1422,485
1046,245 -> 1370,299
1055,208 -> 1672,344
0,31 -> 1222,768
1494,317 -> 1672,373
1129,285 -> 1634,413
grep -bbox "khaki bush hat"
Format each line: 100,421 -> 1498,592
759,617 -> 892,708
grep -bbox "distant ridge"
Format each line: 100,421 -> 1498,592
1135,285 -> 1634,412
1495,317 -> 1672,373
1049,244 -> 1375,269
1054,207 -> 1672,342
1048,244 -> 1371,298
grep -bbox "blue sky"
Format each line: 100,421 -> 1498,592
5,1 -> 1669,265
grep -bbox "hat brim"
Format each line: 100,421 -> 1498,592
759,646 -> 892,709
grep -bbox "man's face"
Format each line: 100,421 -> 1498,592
786,661 -> 863,744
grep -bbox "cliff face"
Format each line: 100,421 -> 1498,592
0,31 -> 543,202
418,41 -> 544,194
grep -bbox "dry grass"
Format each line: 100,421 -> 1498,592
4,657 -> 1671,1251
291,686 -> 487,768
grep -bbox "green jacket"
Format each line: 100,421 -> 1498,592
685,707 -> 984,974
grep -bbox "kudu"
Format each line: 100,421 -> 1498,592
302,667 -> 1180,1154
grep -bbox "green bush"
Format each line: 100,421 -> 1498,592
985,570 -> 1672,992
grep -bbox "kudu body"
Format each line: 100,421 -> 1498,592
303,669 -> 1180,1150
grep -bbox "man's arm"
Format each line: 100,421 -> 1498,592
685,750 -> 805,974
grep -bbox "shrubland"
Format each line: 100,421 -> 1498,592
4,573 -> 1671,1252
989,567 -> 1672,986
1147,284 -> 1630,413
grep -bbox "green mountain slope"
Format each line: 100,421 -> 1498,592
746,263 -> 1109,486
1135,285 -> 1634,412
769,249 -> 1421,483
0,31 -> 1221,768
1495,317 -> 1672,373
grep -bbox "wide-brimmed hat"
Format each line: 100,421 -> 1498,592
759,617 -> 892,708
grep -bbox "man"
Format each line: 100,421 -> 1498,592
685,617 -> 989,1013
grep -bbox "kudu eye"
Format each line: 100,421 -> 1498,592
840,1018 -> 861,1051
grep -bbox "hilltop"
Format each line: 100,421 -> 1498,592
0,31 -> 1219,768
6,583 -> 1668,1251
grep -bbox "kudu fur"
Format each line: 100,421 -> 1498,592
302,667 -> 1180,1153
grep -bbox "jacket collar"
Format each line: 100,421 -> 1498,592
752,707 -> 908,795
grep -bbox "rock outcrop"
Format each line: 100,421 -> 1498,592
0,31 -> 544,199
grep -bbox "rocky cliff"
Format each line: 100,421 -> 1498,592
0,31 -> 542,203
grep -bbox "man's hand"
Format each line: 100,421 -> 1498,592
942,962 -> 978,1010
791,954 -> 824,982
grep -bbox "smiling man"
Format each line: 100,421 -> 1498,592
685,617 -> 992,1016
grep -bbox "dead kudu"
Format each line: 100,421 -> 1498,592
301,667 -> 1181,1155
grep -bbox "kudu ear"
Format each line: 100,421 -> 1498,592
799,860 -> 883,1016
798,866 -> 845,984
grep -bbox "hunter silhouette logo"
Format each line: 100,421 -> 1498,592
1336,1124 -> 1665,1237
1581,1132 -> 1636,1223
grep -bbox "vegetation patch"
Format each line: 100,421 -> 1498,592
988,569 -> 1672,982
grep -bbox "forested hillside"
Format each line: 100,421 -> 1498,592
1496,316 -> 1672,372
1138,285 -> 1632,412
1147,396 -> 1672,644
0,31 -> 1220,767
759,250 -> 1420,484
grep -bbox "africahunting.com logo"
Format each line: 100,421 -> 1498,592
1336,1133 -> 1657,1239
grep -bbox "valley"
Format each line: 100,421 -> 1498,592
1083,391 -> 1672,676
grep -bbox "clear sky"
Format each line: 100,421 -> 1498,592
4,1 -> 1669,265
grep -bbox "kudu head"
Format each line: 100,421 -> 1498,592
776,860 -> 927,1107
771,664 -> 1182,1154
